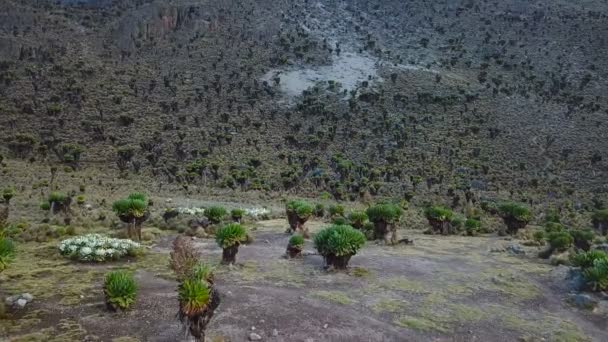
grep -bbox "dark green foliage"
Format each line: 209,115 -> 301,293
464,218 -> 481,236
178,278 -> 211,316
286,200 -> 313,219
450,215 -> 465,231
288,234 -> 305,248
314,203 -> 325,217
192,263 -> 215,284
204,206 -> 227,224
48,192 -> 67,204
545,222 -> 565,233
347,211 -> 368,229
0,237 -> 15,272
546,231 -> 573,252
571,250 -> 608,269
329,204 -> 345,217
104,270 -> 137,311
366,203 -> 402,223
332,216 -> 348,225
424,206 -> 453,222
592,209 -> 608,235
215,223 -> 247,248
582,259 -> 608,291
313,224 -> 365,258
533,230 -> 545,243
230,208 -> 245,222
2,188 -> 15,204
112,193 -> 149,240
57,143 -> 84,166
544,208 -> 561,223
40,201 -> 51,211
569,229 -> 594,251
498,202 -> 531,222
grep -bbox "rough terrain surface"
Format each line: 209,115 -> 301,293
2,218 -> 606,341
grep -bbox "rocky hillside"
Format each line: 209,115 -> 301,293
1,0 -> 607,206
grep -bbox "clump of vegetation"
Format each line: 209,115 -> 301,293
286,200 -> 313,237
464,218 -> 481,236
58,234 -> 141,262
215,223 -> 247,264
329,204 -> 345,218
592,209 -> 608,235
314,203 -> 325,217
43,192 -> 72,215
104,270 -> 137,311
2,188 -> 15,204
547,231 -> 573,252
571,250 -> 608,292
230,208 -> 245,223
178,277 -> 220,342
348,211 -> 368,230
366,203 -> 402,244
424,206 -> 454,235
112,193 -> 150,240
313,224 -> 365,270
569,229 -> 594,251
0,236 -> 16,272
204,206 -> 227,224
170,236 -> 201,281
497,202 -> 531,235
286,234 -> 305,258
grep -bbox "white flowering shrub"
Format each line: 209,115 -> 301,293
58,234 -> 141,262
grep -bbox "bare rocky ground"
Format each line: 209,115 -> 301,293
2,219 -> 607,342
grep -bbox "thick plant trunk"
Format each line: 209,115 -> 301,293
503,217 -> 527,235
287,211 -> 298,232
383,227 -> 398,245
373,220 -> 388,240
325,254 -> 352,270
222,245 -> 239,264
296,218 -> 309,238
286,245 -> 302,258
180,288 -> 221,342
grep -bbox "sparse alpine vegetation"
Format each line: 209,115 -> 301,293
314,224 -> 365,270
104,270 -> 137,311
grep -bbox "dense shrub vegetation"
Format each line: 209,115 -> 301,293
204,206 -> 227,224
104,270 -> 137,311
314,224 -> 365,269
498,202 -> 531,235
286,234 -> 305,258
112,193 -> 150,240
366,203 -> 402,244
215,223 -> 247,264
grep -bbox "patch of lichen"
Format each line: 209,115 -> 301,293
310,290 -> 354,305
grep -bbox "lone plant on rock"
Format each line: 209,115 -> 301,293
112,193 -> 150,241
215,223 -> 247,264
103,270 -> 137,311
498,202 -> 531,235
592,209 -> 608,235
286,234 -> 304,258
366,203 -> 402,244
286,200 -> 313,237
424,206 -> 454,235
313,224 -> 365,270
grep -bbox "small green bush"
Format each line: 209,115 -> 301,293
178,278 -> 211,316
582,258 -> 608,292
348,211 -> 368,229
329,204 -> 345,217
545,222 -> 564,233
546,231 -> 573,251
498,202 -> 531,222
464,218 -> 481,235
332,216 -> 348,225
366,203 -> 402,223
289,234 -> 305,248
314,203 -> 325,217
112,195 -> 148,218
215,223 -> 247,248
592,209 -> 608,223
424,206 -> 453,222
533,231 -> 545,243
2,188 -> 15,204
0,237 -> 16,272
313,224 -> 366,257
569,229 -> 595,250
40,201 -> 51,211
286,200 -> 313,219
104,270 -> 137,310
205,206 -> 227,224
48,192 -> 67,204
230,208 -> 245,221
571,250 -> 608,269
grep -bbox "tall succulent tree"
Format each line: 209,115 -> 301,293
286,200 -> 313,237
112,193 -> 150,241
366,203 -> 402,244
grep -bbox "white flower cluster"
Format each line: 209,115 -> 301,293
175,207 -> 206,215
245,207 -> 271,218
58,234 -> 141,262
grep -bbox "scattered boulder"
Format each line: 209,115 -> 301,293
506,243 -> 525,255
4,293 -> 34,309
249,332 -> 262,341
